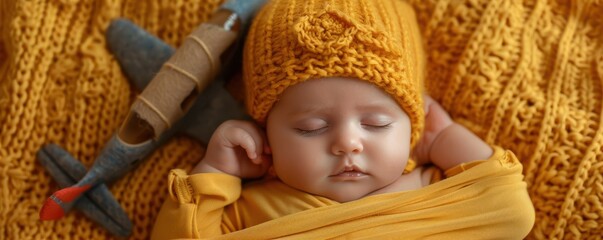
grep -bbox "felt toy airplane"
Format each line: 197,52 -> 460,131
37,0 -> 266,237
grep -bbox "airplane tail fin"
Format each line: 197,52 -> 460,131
40,184 -> 91,220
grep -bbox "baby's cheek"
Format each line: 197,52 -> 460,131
370,142 -> 409,174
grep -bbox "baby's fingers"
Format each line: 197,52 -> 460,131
220,120 -> 268,164
223,127 -> 260,161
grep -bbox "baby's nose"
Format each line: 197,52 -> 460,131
331,125 -> 364,155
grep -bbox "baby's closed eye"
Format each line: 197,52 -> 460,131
361,115 -> 394,130
294,118 -> 328,136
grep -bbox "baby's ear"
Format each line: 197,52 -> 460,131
264,144 -> 272,154
264,165 -> 279,180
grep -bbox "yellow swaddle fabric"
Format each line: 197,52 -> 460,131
224,148 -> 534,239
153,147 -> 533,239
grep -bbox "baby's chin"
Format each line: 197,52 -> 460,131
277,180 -> 367,203
312,187 -> 378,203
326,193 -> 366,203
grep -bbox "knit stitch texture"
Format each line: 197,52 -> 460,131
0,0 -> 221,239
243,0 -> 425,147
409,0 -> 603,239
0,0 -> 602,239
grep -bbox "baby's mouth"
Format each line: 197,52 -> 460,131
333,171 -> 367,177
330,165 -> 368,178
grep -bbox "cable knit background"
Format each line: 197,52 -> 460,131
0,0 -> 601,239
410,0 -> 603,239
0,0 -> 220,239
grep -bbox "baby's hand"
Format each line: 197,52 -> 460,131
191,120 -> 272,178
414,95 -> 454,165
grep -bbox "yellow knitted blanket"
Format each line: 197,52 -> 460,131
0,0 -> 222,239
0,0 -> 601,239
409,0 -> 603,239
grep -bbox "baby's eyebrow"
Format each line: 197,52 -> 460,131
292,105 -> 333,116
355,101 -> 401,112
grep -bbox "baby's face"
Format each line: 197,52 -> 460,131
266,77 -> 411,202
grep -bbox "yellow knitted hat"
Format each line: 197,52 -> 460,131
243,0 -> 425,147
